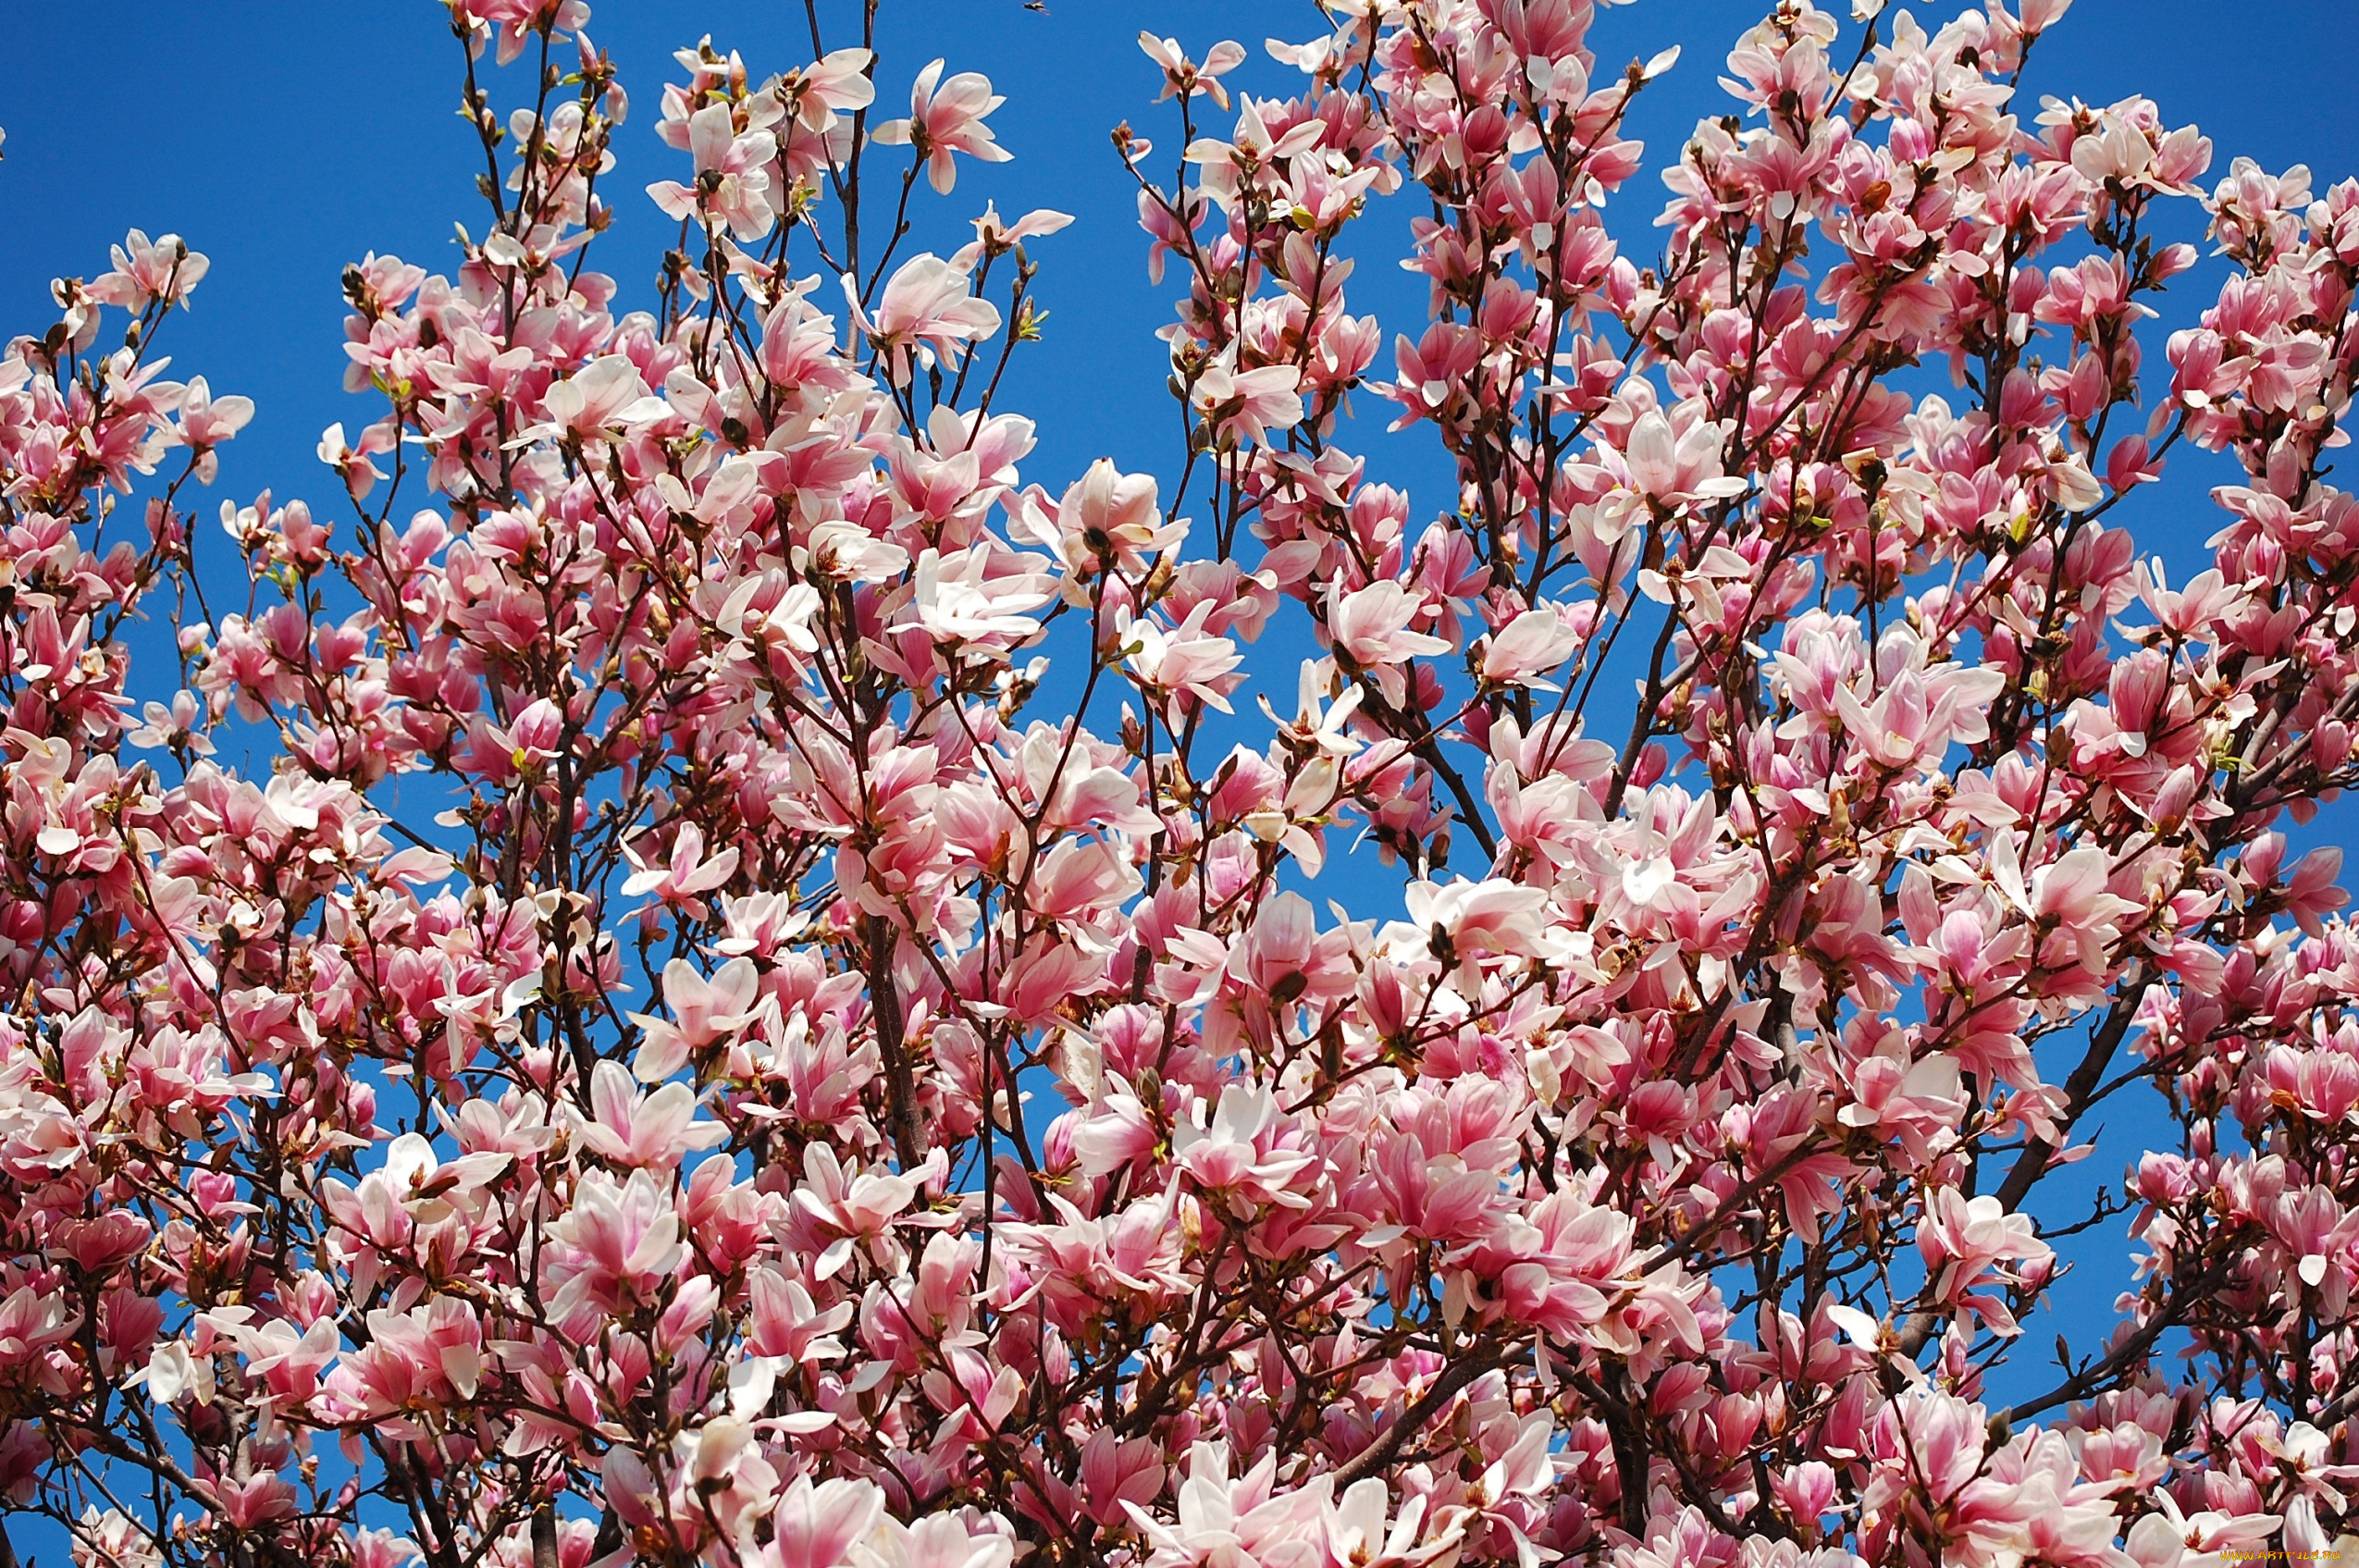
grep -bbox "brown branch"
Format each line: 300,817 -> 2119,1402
1995,968 -> 2151,1212
1986,1296 -> 2182,1428
1331,1348 -> 1512,1486
866,913 -> 923,1169
1567,1364 -> 1655,1535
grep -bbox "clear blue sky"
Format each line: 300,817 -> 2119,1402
4,0 -> 2356,1424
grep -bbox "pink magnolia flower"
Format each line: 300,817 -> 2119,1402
1480,608 -> 1581,687
1013,459 -> 1181,583
1126,1442 -> 1328,1568
1328,579 -> 1450,703
848,254 -> 1002,384
170,377 -> 253,482
315,419 -> 394,499
621,821 -> 742,913
574,1060 -> 730,1167
1123,602 -> 1244,720
1917,1189 -> 2053,1334
630,956 -> 760,1082
1182,99 -> 1324,213
523,354 -> 673,443
1192,351 -> 1303,449
909,546 -> 1052,653
869,60 -> 1011,194
760,1476 -> 884,1568
543,1169 -> 685,1327
790,1144 -> 919,1280
853,1513 -> 1014,1568
648,101 -> 778,241
1171,1082 -> 1317,1212
780,47 -> 878,136
952,203 -> 1075,269
87,228 -> 209,309
1137,34 -> 1246,110
1613,401 -> 1748,509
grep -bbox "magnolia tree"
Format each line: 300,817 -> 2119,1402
11,0 -> 2359,1564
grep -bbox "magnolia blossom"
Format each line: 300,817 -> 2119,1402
525,354 -> 673,442
780,47 -> 878,135
1138,33 -> 1246,109
869,59 -> 1010,194
910,546 -> 1052,654
171,376 -> 253,482
622,821 -> 741,911
86,228 -> 208,308
849,253 -> 1002,384
1016,458 -> 1182,582
1183,99 -> 1325,212
1480,608 -> 1581,686
1192,351 -> 1304,448
954,202 -> 1075,268
648,101 -> 778,241
1615,401 -> 1748,509
1123,602 -> 1243,720
1328,579 -> 1450,702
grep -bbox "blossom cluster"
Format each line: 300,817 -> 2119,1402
5,2 -> 2359,1568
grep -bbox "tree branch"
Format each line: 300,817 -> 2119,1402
866,913 -> 923,1169
1331,1349 -> 1511,1486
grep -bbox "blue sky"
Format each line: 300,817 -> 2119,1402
3,0 -> 2356,1433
